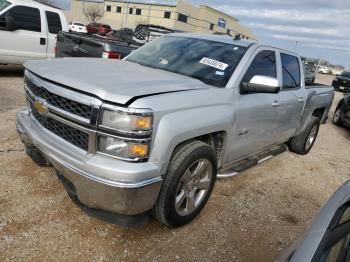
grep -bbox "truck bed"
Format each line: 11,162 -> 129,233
55,31 -> 140,59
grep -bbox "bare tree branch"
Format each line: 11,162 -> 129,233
84,6 -> 104,23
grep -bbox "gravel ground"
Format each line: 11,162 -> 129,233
0,66 -> 349,261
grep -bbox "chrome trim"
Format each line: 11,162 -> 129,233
25,86 -> 91,125
99,124 -> 153,136
102,103 -> 153,116
97,151 -> 148,163
97,131 -> 152,143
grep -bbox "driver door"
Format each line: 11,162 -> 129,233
226,48 -> 281,162
0,5 -> 47,64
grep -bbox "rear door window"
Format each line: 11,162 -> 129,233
46,11 -> 62,34
281,53 -> 301,89
1,5 -> 41,32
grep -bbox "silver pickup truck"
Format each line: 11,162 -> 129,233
16,33 -> 334,227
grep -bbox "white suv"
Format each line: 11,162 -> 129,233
68,21 -> 87,33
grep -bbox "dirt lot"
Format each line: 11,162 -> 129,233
0,66 -> 349,261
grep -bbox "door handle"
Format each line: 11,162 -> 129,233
238,129 -> 249,136
298,97 -> 305,102
272,101 -> 281,107
40,37 -> 46,45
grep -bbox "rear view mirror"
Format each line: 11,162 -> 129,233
241,75 -> 280,94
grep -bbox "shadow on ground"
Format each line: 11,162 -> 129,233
0,65 -> 24,77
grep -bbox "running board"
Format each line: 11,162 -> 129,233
217,144 -> 288,179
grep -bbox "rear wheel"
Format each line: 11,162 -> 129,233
333,106 -> 343,126
288,116 -> 320,155
153,141 -> 217,227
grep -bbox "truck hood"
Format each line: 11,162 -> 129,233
24,58 -> 211,105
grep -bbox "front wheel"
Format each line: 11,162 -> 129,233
153,141 -> 217,227
288,116 -> 320,155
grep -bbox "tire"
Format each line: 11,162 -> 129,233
288,116 -> 320,155
25,145 -> 51,166
333,104 -> 344,126
153,141 -> 217,227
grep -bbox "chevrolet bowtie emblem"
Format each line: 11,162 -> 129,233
34,100 -> 48,115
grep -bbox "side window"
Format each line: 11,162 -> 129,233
242,50 -> 277,83
281,53 -> 301,89
2,6 -> 41,32
46,11 -> 62,34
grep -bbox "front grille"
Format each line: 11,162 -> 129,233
30,103 -> 89,151
26,79 -> 92,119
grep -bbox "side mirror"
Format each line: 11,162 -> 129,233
5,14 -> 17,31
241,75 -> 281,94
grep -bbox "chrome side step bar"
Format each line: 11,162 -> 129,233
218,144 -> 288,179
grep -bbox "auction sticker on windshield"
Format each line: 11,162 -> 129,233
199,57 -> 229,71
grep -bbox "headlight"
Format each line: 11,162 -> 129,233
98,136 -> 149,160
101,108 -> 153,133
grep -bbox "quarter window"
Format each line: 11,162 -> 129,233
0,6 -> 41,32
46,11 -> 62,34
164,11 -> 171,19
178,13 -> 188,23
281,53 -> 301,89
242,50 -> 277,84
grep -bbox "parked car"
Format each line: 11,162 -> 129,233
68,21 -> 87,33
279,180 -> 350,262
0,0 -> 67,65
55,31 -> 140,60
318,65 -> 332,74
16,34 -> 334,227
333,93 -> 350,128
332,71 -> 350,93
86,23 -> 111,36
304,63 -> 316,83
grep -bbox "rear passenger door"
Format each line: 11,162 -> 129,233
0,5 -> 46,64
45,10 -> 62,58
275,52 -> 307,141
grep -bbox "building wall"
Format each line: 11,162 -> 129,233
69,0 -> 256,39
103,1 -> 177,30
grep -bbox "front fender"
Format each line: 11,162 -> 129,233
149,105 -> 234,175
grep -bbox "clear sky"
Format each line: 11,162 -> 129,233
53,0 -> 350,68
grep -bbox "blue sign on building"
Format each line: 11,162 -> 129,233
218,18 -> 226,28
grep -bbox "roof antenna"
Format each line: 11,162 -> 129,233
234,34 -> 241,40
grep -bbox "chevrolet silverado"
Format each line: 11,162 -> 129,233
16,34 -> 334,227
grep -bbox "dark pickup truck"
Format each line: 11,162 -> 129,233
55,24 -> 175,60
55,31 -> 140,60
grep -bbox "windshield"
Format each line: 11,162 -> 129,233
125,36 -> 247,87
341,71 -> 350,78
0,0 -> 10,12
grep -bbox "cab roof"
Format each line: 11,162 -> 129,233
8,0 -> 63,11
169,33 -> 300,57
